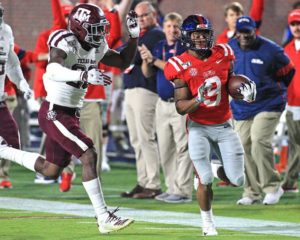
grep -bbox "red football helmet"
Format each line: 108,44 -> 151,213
68,3 -> 109,48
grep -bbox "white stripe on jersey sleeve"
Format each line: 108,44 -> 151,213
226,44 -> 234,56
219,44 -> 228,56
47,30 -> 64,47
173,56 -> 189,70
168,58 -> 181,72
47,30 -> 74,54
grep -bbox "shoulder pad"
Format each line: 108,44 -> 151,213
48,30 -> 77,53
2,24 -> 14,46
164,56 -> 189,81
214,43 -> 235,61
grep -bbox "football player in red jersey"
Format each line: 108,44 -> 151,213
164,14 -> 256,236
0,3 -> 139,234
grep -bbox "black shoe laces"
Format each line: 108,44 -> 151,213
106,207 -> 123,223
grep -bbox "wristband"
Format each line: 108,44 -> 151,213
80,71 -> 88,82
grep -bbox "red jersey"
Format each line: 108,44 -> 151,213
284,39 -> 300,106
164,44 -> 234,125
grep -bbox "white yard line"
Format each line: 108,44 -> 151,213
0,197 -> 300,237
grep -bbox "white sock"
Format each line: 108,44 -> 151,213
0,145 -> 38,172
82,178 -> 107,219
102,143 -> 108,163
201,209 -> 214,226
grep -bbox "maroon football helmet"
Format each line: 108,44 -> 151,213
68,3 -> 109,48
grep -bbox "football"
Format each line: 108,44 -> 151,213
227,74 -> 251,100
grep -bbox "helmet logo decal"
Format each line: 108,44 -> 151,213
196,24 -> 207,29
73,8 -> 91,22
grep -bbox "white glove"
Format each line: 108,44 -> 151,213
19,79 -> 33,100
86,69 -> 112,86
196,82 -> 208,103
239,80 -> 256,103
126,10 -> 140,38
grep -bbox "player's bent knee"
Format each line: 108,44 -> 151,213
230,175 -> 245,187
81,149 -> 97,166
199,173 -> 214,185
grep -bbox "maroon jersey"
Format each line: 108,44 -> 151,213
164,44 -> 234,125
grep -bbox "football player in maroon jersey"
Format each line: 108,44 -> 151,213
0,3 -> 139,234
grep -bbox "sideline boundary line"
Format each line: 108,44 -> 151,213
0,197 -> 300,237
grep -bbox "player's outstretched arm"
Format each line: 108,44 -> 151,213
101,10 -> 139,69
45,48 -> 111,86
6,46 -> 32,100
44,47 -> 85,82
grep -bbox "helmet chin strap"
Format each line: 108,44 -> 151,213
194,48 -> 212,59
80,40 -> 93,51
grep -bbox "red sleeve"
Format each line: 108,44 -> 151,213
105,10 -> 122,48
249,0 -> 264,28
24,51 -> 38,63
4,79 -> 17,96
51,0 -> 67,31
34,31 -> 50,68
216,29 -> 229,44
164,57 -> 183,81
214,44 -> 235,62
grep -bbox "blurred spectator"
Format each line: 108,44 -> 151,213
139,12 -> 193,203
0,4 -> 33,189
0,42 -> 39,189
282,9 -> 300,193
229,16 -> 295,205
282,1 -> 300,46
216,0 -> 264,44
121,1 -> 164,199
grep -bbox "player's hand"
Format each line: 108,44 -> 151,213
19,80 -> 33,100
86,69 -> 112,86
126,10 -> 140,38
239,80 -> 256,103
138,44 -> 153,64
196,82 -> 208,103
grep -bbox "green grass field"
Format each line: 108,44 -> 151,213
0,162 -> 299,240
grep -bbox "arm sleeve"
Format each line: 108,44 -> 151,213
6,45 -> 27,89
106,10 -> 122,49
152,41 -> 162,59
164,57 -> 181,81
274,49 -> 295,87
44,62 -> 83,82
51,0 -> 67,30
34,32 -> 49,68
249,0 -> 264,29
